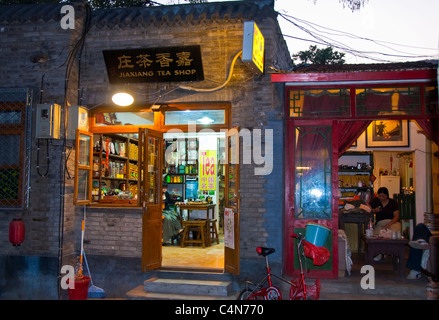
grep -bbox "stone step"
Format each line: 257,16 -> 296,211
143,277 -> 233,296
126,285 -> 239,300
146,269 -> 232,282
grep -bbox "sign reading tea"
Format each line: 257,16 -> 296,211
103,45 -> 204,84
199,150 -> 216,191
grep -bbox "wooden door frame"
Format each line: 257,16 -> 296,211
284,119 -> 339,279
141,128 -> 164,271
224,127 -> 240,275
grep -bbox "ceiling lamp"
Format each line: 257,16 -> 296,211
112,92 -> 134,106
197,116 -> 214,124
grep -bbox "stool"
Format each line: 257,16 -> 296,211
208,219 -> 219,244
181,220 -> 208,248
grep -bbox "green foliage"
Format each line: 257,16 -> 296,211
338,0 -> 368,11
292,45 -> 346,65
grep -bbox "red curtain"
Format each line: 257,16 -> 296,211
415,119 -> 439,146
336,120 -> 372,154
302,93 -> 349,117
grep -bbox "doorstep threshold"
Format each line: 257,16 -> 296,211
159,265 -> 225,273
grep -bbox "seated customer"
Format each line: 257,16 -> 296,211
162,184 -> 183,245
367,187 -> 401,235
406,223 -> 432,279
367,187 -> 401,261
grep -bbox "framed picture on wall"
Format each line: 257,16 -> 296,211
366,120 -> 410,148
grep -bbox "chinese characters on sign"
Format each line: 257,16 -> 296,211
103,46 -> 204,83
199,150 -> 216,191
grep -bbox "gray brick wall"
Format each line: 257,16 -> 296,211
0,4 -> 82,258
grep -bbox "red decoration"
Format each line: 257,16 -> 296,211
9,218 -> 25,246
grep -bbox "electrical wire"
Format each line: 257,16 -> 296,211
178,50 -> 243,92
57,2 -> 92,300
281,13 -> 436,62
286,13 -> 438,52
277,12 -> 438,63
36,139 -> 50,177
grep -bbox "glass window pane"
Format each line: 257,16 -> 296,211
425,85 -> 438,115
78,133 -> 91,166
0,168 -> 19,200
289,89 -> 350,118
356,87 -> 421,116
0,110 -> 21,124
295,126 -> 332,219
164,110 -> 225,125
147,136 -> 159,204
94,112 -> 154,126
0,135 -> 19,165
77,169 -> 90,201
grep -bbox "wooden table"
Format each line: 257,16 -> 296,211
177,203 -> 215,220
339,209 -> 374,254
363,236 -> 409,277
177,203 -> 217,247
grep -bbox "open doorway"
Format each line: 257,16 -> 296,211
161,131 -> 226,270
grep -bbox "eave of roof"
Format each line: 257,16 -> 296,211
0,0 -> 277,28
271,60 -> 438,85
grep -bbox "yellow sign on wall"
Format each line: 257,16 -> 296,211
199,150 -> 217,191
242,21 -> 265,75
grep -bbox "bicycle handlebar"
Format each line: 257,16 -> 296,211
290,232 -> 304,239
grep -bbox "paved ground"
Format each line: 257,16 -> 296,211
319,251 -> 431,300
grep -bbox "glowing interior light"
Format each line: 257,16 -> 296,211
112,92 -> 134,106
310,188 -> 323,198
197,116 -> 214,124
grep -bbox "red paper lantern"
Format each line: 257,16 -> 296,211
9,218 -> 25,246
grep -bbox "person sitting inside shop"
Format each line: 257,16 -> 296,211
162,184 -> 183,245
406,223 -> 433,279
367,187 -> 401,261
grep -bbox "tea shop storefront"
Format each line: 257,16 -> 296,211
69,0 -> 290,280
272,64 -> 438,278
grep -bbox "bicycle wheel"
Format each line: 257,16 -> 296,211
265,286 -> 282,300
237,288 -> 253,300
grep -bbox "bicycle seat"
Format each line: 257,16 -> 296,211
256,247 -> 275,257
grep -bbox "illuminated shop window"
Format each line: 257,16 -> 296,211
289,89 -> 350,118
425,85 -> 438,115
356,86 -> 421,116
164,110 -> 225,125
94,112 -> 154,126
295,125 -> 332,219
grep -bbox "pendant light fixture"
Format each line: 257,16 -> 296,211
112,92 -> 134,106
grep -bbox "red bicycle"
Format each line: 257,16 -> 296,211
238,233 -> 327,300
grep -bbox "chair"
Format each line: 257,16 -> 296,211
208,219 -> 219,244
180,220 -> 209,248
